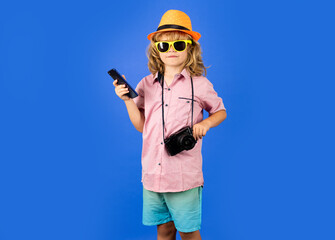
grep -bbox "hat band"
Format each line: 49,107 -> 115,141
157,24 -> 190,31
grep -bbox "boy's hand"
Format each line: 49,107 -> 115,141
113,74 -> 130,101
193,122 -> 210,141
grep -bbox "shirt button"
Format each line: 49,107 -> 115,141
168,88 -> 171,91
161,142 -> 163,145
158,163 -> 161,165
165,104 -> 168,107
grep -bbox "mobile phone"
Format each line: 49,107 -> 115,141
107,68 -> 138,98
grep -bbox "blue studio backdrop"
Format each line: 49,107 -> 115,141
0,0 -> 334,240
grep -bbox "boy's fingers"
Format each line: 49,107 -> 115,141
193,127 -> 199,140
117,85 -> 127,90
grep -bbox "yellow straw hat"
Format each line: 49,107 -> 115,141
147,9 -> 201,41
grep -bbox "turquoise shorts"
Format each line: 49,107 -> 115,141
142,185 -> 203,233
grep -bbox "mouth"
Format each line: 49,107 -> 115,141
167,55 -> 178,58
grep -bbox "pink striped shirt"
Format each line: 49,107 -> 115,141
133,68 -> 226,192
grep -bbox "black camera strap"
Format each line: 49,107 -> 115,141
158,71 -> 194,142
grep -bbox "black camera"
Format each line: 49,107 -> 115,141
164,126 -> 197,156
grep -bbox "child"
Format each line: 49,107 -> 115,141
113,9 -> 227,240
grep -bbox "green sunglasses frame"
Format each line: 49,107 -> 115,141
155,40 -> 193,53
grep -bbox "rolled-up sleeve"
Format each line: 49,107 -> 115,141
133,78 -> 145,114
201,78 -> 226,116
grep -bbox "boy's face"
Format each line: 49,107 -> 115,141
158,38 -> 188,69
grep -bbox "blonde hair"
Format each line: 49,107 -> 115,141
146,31 -> 210,77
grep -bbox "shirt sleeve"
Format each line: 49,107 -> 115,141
133,78 -> 145,114
201,78 -> 226,116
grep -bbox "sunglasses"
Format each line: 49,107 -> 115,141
155,40 -> 193,53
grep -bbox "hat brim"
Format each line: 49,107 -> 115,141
147,29 -> 201,41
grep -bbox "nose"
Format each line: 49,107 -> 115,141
168,43 -> 176,52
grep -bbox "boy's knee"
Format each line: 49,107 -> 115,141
179,230 -> 200,240
157,221 -> 177,236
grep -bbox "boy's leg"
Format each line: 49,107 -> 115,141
157,221 -> 177,240
164,186 -> 203,237
179,230 -> 202,240
143,186 -> 175,239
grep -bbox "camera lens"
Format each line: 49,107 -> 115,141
182,135 -> 195,150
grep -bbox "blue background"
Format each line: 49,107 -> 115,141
0,0 -> 334,239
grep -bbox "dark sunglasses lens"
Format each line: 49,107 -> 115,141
157,42 -> 169,52
174,41 -> 186,51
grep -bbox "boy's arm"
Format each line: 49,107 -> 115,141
193,110 -> 226,140
124,98 -> 145,133
201,110 -> 227,129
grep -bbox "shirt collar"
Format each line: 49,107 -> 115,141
152,68 -> 190,84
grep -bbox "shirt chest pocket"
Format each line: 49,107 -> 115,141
175,97 -> 202,125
